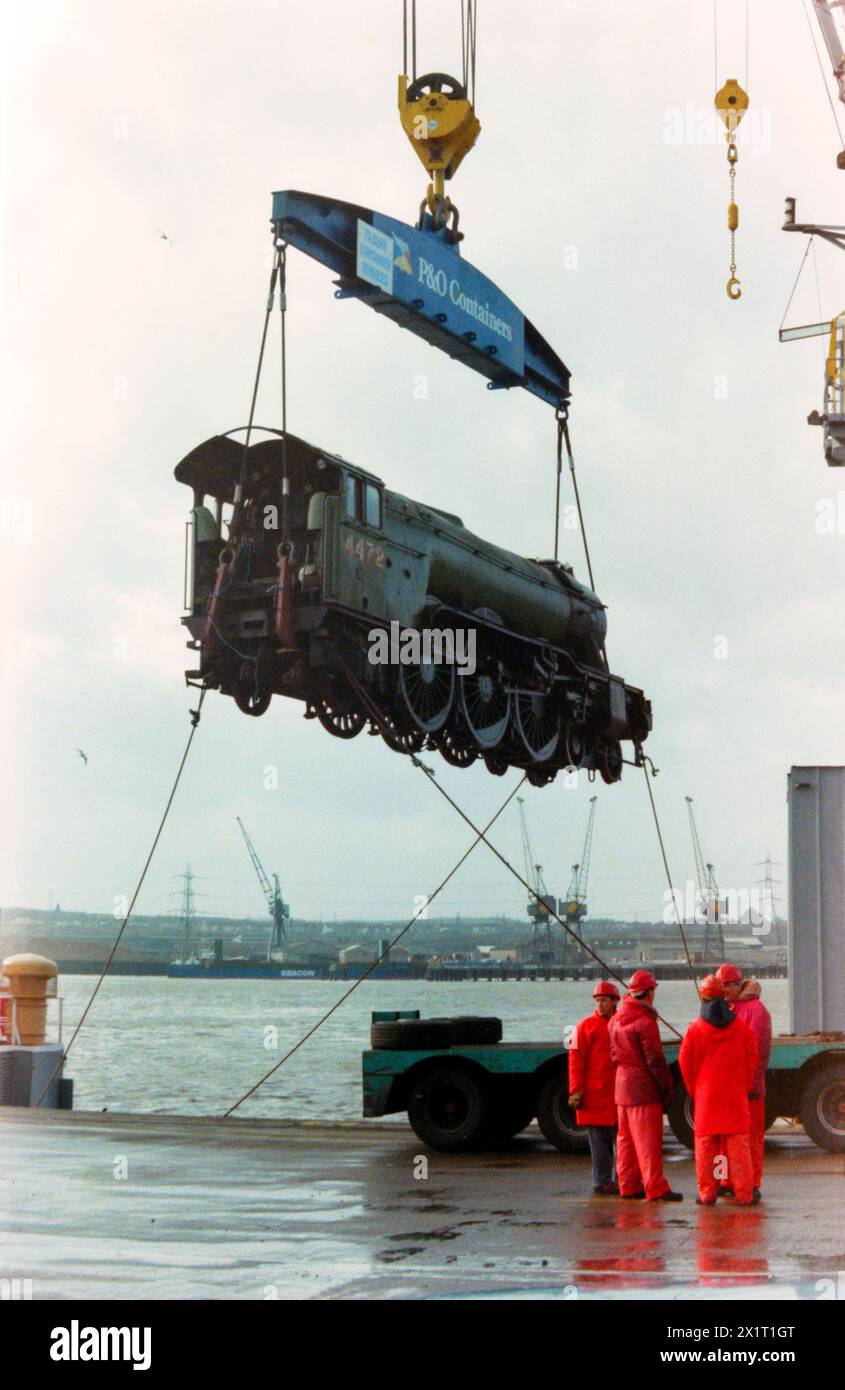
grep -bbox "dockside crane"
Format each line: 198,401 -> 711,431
780,1 -> 845,463
685,797 -> 726,962
236,818 -> 290,960
561,797 -> 597,965
516,798 -> 556,964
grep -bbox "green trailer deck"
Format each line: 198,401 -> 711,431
362,1012 -> 845,1155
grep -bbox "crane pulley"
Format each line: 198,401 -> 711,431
398,1 -> 480,235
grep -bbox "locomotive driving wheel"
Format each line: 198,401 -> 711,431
459,669 -> 510,749
513,689 -> 560,764
313,701 -> 365,739
398,658 -> 455,734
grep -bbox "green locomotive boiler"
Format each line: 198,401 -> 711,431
175,429 -> 651,786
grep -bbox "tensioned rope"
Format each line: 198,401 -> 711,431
33,690 -> 207,1107
222,772 -> 527,1116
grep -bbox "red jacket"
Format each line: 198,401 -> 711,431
733,995 -> 772,1097
679,1000 -> 758,1136
607,996 -> 674,1107
568,1010 -> 617,1126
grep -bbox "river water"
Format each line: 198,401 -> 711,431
55,976 -> 790,1121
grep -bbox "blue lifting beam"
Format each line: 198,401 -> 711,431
271,191 -> 571,411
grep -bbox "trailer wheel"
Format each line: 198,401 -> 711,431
666,1086 -> 695,1150
536,1074 -> 589,1153
799,1061 -> 845,1152
486,1083 -> 535,1139
407,1064 -> 490,1151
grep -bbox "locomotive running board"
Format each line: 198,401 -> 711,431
271,191 -> 571,411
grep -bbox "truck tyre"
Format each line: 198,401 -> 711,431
370,1019 -> 454,1051
536,1073 -> 589,1153
764,1093 -> 780,1131
445,1016 -> 503,1045
486,1082 -> 535,1139
666,1085 -> 695,1150
407,1064 -> 490,1151
799,1060 -> 845,1153
370,1016 -> 502,1050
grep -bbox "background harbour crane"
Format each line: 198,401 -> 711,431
685,797 -> 726,962
561,796 -> 597,967
236,818 -> 290,961
516,797 -> 556,964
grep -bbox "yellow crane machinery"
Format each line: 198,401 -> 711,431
398,0 -> 480,235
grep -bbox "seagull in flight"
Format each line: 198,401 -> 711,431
155,228 -> 173,246
76,749 -> 88,766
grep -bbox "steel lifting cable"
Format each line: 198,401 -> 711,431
278,240 -> 290,549
803,0 -> 845,148
232,243 -> 285,530
641,757 -> 701,1004
556,413 -> 596,593
779,236 -> 815,334
553,418 -> 697,1001
34,691 -> 207,1107
222,773 -> 527,1117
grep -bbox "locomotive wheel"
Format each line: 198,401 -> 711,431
437,727 -> 478,768
233,666 -> 272,717
526,767 -> 556,788
314,702 -> 365,739
599,740 -> 624,784
483,751 -> 509,777
377,709 -> 426,755
398,658 -> 455,734
513,690 -> 560,764
460,670 -> 510,749
564,721 -> 588,769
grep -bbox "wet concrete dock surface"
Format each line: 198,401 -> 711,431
2,1109 -> 843,1299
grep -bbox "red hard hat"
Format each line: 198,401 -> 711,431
699,974 -> 724,1000
593,980 -> 620,1000
716,962 -> 743,984
626,969 -> 658,993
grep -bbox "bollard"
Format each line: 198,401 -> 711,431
1,954 -> 58,1045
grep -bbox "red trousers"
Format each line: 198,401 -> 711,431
616,1103 -> 670,1199
748,1097 -> 765,1190
695,1133 -> 753,1203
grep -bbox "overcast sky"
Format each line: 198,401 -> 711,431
2,0 -> 843,933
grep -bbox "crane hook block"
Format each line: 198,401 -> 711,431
398,72 -> 481,184
715,79 -> 749,136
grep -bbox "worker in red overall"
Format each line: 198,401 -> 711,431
607,970 -> 682,1201
679,974 -> 759,1205
568,981 -> 620,1195
718,964 -> 772,1200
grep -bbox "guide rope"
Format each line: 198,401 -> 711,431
641,757 -> 701,1001
33,692 -> 207,1107
221,772 -> 527,1116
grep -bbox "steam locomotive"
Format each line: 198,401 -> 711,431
175,429 -> 651,786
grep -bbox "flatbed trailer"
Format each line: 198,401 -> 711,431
362,1011 -> 845,1154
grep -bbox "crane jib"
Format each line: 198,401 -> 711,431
271,191 -> 571,411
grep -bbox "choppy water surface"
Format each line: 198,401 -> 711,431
57,976 -> 790,1121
